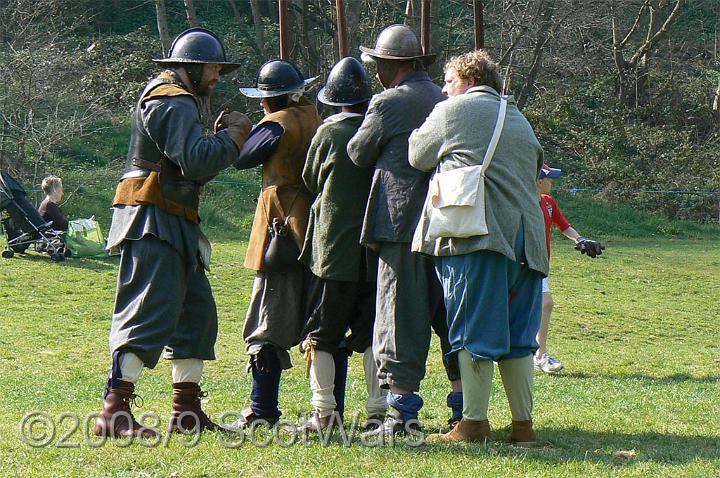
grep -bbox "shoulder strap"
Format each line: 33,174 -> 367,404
480,95 -> 508,173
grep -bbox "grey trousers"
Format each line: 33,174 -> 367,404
243,262 -> 311,370
374,242 -> 457,392
109,235 -> 218,368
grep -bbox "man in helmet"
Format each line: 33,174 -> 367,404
295,57 -> 387,433
95,28 -> 252,439
232,59 -> 322,428
347,24 -> 462,437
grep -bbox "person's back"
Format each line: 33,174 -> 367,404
346,24 -> 463,438
348,70 -> 445,244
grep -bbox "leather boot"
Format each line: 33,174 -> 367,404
363,413 -> 386,432
426,419 -> 492,444
94,380 -> 158,439
509,419 -> 537,447
168,382 -> 220,434
229,406 -> 280,430
298,412 -> 337,434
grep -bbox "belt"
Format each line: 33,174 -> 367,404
132,158 -> 161,172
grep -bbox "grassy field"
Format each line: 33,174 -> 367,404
1,224 -> 719,477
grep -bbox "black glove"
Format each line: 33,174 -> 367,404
575,237 -> 605,258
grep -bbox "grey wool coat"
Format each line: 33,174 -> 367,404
347,71 -> 446,245
409,86 -> 549,276
299,113 -> 373,281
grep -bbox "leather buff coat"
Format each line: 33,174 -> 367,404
243,98 -> 322,271
409,86 -> 549,277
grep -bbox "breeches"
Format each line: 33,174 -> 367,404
373,242 -> 459,392
109,235 -> 218,368
435,249 -> 543,361
301,275 -> 376,354
243,262 -> 313,370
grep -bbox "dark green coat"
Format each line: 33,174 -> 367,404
299,113 -> 373,281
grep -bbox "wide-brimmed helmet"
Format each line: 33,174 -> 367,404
239,59 -> 318,98
152,28 -> 240,75
317,57 -> 372,106
359,24 -> 436,65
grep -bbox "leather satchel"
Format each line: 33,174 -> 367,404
261,188 -> 302,272
424,95 -> 508,241
263,217 -> 300,272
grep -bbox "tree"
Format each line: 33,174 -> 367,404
155,0 -> 171,55
249,0 -> 267,57
0,0 -> 112,178
611,0 -> 686,107
184,0 -> 199,28
713,79 -> 720,125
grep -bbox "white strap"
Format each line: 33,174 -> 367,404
480,95 -> 508,173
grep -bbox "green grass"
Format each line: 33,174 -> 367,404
1,230 -> 718,477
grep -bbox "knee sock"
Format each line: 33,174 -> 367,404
332,348 -> 349,419
250,353 -> 282,419
446,391 -> 464,421
497,355 -> 534,421
458,350 -> 494,421
387,392 -> 423,422
309,350 -> 336,418
363,347 -> 388,416
114,351 -> 144,384
171,358 -> 203,384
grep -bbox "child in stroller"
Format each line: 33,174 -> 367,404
0,171 -> 66,261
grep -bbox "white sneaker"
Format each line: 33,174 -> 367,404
534,352 -> 564,374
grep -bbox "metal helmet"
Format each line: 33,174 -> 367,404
317,57 -> 372,107
153,28 -> 240,75
359,24 -> 436,64
239,59 -> 319,98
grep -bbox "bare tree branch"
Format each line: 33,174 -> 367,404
629,0 -> 685,66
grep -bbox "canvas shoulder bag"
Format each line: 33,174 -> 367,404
424,95 -> 508,241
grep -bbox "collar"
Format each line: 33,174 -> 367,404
396,70 -> 431,88
324,112 -> 363,124
466,85 -> 500,96
465,85 -> 516,104
160,70 -> 192,93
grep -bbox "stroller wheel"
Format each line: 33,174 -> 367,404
2,249 -> 14,259
50,252 -> 64,262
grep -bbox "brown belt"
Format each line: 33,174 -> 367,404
132,158 -> 161,172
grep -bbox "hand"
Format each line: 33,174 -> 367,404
575,237 -> 605,258
217,111 -> 251,149
213,110 -> 227,132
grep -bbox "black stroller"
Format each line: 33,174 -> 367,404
0,171 -> 66,261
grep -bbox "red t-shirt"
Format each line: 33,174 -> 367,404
540,194 -> 571,257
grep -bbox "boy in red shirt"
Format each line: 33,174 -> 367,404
536,164 -> 604,373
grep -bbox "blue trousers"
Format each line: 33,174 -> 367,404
435,239 -> 543,361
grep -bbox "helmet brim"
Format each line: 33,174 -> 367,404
317,87 -> 371,107
239,76 -> 319,98
359,46 -> 436,64
153,58 -> 241,75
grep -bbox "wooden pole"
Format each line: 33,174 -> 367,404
279,0 -> 290,59
474,0 -> 485,50
336,0 -> 348,58
420,0 -> 430,55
